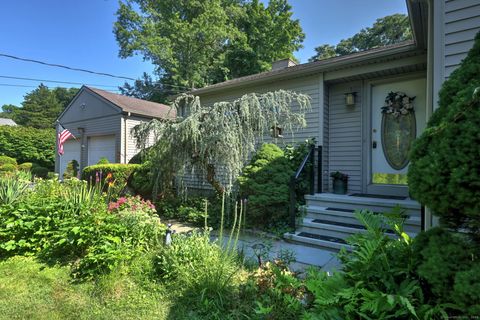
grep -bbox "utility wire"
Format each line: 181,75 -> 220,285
0,52 -> 136,81
0,75 -> 119,88
0,53 -> 192,90
0,83 -> 121,92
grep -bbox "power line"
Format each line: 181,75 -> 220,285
0,53 -> 192,91
0,83 -> 121,92
0,52 -> 136,81
0,75 -> 119,88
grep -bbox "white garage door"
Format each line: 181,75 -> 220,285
60,140 -> 81,178
88,135 -> 116,166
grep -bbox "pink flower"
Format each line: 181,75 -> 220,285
118,197 -> 127,205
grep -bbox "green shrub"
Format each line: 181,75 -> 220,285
238,143 -> 294,227
156,195 -> 209,225
31,166 -> 49,178
128,147 -> 152,164
0,126 -> 55,169
452,263 -> 480,316
17,162 -> 33,172
0,164 -> 17,172
0,155 -> 17,166
408,32 -> 480,238
82,164 -> 140,186
129,162 -> 154,198
63,159 -> 79,179
97,157 -> 110,165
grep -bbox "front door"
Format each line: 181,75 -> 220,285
367,77 -> 426,197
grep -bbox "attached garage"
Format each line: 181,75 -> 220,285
87,135 -> 116,166
55,86 -> 175,176
59,139 -> 81,178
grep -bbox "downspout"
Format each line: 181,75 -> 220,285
124,112 -> 130,163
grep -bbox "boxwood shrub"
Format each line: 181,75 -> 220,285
82,164 -> 140,187
0,156 -> 17,166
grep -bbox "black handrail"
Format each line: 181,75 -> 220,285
289,144 -> 316,230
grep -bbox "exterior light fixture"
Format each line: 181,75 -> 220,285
345,92 -> 356,107
271,125 -> 283,138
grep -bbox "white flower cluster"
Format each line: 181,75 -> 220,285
381,91 -> 415,118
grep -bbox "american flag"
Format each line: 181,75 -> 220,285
57,124 -> 75,155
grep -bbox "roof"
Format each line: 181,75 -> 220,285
86,86 -> 176,119
0,118 -> 17,126
191,41 -> 420,95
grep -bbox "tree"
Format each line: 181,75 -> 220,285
132,90 -> 310,196
114,0 -> 304,100
1,84 -> 78,129
309,14 -> 412,61
408,32 -> 480,241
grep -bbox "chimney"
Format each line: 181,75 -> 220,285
271,58 -> 297,71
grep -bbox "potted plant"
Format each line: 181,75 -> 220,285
330,171 -> 348,194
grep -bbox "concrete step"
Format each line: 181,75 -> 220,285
284,231 -> 350,251
305,193 -> 421,216
305,205 -> 421,229
297,218 -> 417,241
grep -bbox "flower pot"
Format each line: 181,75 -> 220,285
332,178 -> 347,194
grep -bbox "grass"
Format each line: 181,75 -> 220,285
0,256 -> 170,320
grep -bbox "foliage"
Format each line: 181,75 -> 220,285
408,32 -> 480,239
133,91 -> 310,195
0,173 -> 30,205
0,155 -> 17,166
1,84 -> 78,129
82,164 -> 140,196
97,157 -> 110,165
129,162 -> 154,198
18,162 -> 33,172
0,125 -> 55,169
31,165 -> 49,178
238,143 -> 294,227
63,159 -> 79,179
0,179 -> 165,280
250,260 -> 306,319
330,171 -> 348,181
115,0 -> 304,101
0,163 -> 17,172
309,14 -> 412,61
303,211 -> 452,319
412,227 -> 479,316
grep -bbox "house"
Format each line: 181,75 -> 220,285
186,0 -> 480,249
0,118 -> 17,126
55,86 -> 175,178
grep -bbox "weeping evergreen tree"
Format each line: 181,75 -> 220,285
132,90 -> 311,195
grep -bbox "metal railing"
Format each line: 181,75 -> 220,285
289,145 -> 323,230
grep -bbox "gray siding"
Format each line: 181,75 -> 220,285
444,0 -> 480,77
322,85 -> 329,192
327,81 -> 363,193
123,115 -> 156,163
56,89 -> 122,173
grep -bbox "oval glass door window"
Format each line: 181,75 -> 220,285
381,112 -> 416,170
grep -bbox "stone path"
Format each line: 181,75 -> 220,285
166,219 -> 342,273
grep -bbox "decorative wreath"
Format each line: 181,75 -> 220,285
381,91 -> 416,118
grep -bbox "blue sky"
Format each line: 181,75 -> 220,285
0,0 -> 407,106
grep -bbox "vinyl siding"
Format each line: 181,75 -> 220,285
444,0 -> 480,77
122,116 -> 156,163
327,81 -> 363,193
322,85 -> 329,192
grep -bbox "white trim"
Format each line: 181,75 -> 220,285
433,0 -> 446,111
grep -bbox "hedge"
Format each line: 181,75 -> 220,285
0,156 -> 17,166
82,164 -> 140,187
0,126 -> 55,170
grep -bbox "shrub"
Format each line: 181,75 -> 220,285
17,162 -> 33,172
0,155 -> 17,166
128,147 -> 152,164
63,159 -> 79,179
31,166 -> 49,178
0,164 -> 17,172
129,162 -> 154,198
156,195 -> 209,225
238,143 -> 294,227
0,126 -> 55,169
82,164 -> 140,186
408,32 -> 480,238
97,157 -> 110,165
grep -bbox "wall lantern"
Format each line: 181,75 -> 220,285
345,92 -> 356,107
271,125 -> 284,138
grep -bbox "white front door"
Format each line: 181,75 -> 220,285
87,135 -> 116,165
368,77 -> 426,196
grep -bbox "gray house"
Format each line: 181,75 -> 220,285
185,0 -> 480,249
0,118 -> 17,126
55,86 -> 175,178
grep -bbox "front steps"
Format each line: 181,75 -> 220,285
284,193 -> 422,251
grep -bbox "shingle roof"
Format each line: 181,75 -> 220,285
86,87 -> 176,119
0,118 -> 17,126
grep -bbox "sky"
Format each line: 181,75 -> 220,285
0,0 -> 408,106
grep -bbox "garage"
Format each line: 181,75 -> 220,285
59,140 -> 81,178
87,135 -> 116,166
